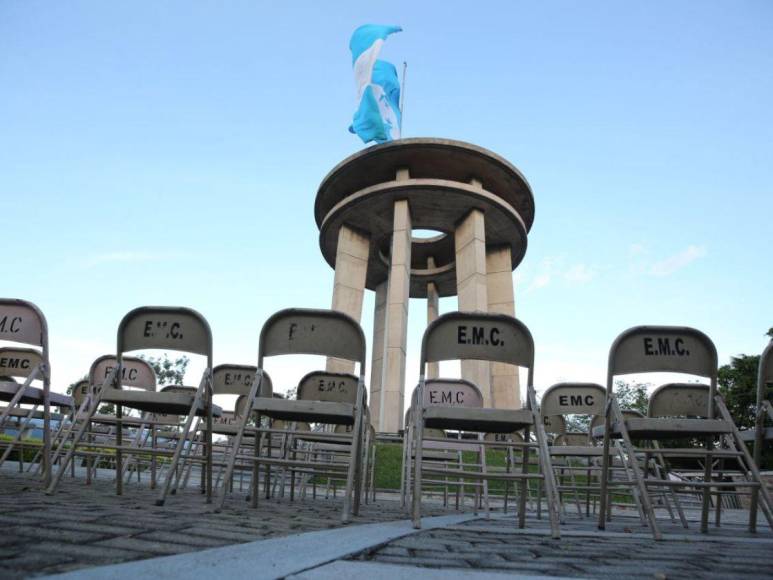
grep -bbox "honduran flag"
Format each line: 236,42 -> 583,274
349,24 -> 402,144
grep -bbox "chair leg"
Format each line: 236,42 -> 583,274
412,418 -> 424,529
342,408 -> 363,523
155,398 -> 201,506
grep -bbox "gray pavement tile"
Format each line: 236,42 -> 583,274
11,525 -> 107,543
135,530 -> 233,548
93,537 -> 198,556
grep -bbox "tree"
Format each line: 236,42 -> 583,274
615,380 -> 649,415
718,353 -> 760,430
138,354 -> 189,386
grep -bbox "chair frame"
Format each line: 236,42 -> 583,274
215,308 -> 367,523
411,311 -> 561,538
598,325 -> 773,539
0,299 -> 52,486
46,306 -> 215,506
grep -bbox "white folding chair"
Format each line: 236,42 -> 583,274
402,379 -> 486,511
598,325 -> 773,538
216,308 -> 367,523
411,311 -> 561,538
0,299 -> 54,485
209,364 -> 273,492
0,347 -> 73,474
47,307 -> 217,506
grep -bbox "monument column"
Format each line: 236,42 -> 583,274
454,199 -> 492,405
379,170 -> 412,432
327,224 -> 370,374
369,281 -> 387,426
486,245 -> 520,408
426,257 -> 440,380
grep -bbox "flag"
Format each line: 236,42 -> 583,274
349,24 -> 402,144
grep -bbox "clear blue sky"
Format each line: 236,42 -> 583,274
2,1 -> 771,399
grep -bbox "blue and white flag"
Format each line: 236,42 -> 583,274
349,24 -> 402,144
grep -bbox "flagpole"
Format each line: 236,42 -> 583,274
399,61 -> 407,136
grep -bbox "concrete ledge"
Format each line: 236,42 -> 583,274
50,513 -> 479,580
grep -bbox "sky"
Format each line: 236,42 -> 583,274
1,1 -> 771,405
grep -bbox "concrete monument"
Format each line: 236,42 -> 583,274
315,138 -> 535,432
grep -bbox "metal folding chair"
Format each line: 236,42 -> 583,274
598,325 -> 773,538
0,299 -> 54,486
47,307 -> 216,506
209,364 -> 273,492
402,379 -> 487,511
216,308 -> 367,523
411,311 -> 561,538
0,347 -> 73,474
748,340 -> 773,529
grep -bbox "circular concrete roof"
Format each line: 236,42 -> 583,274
315,138 -> 535,298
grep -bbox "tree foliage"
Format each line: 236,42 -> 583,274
615,380 -> 649,415
138,354 -> 189,386
718,353 -> 760,430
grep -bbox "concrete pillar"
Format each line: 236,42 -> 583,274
454,203 -> 492,406
426,256 -> 439,380
327,224 -> 370,374
369,281 -> 387,426
486,246 -> 521,409
379,186 -> 411,432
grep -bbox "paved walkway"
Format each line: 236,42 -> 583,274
0,469 -> 441,578
2,466 -> 772,579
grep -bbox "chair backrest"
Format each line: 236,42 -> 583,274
72,379 -> 90,407
212,364 -> 273,397
420,312 -> 534,383
607,325 -> 717,417
297,371 -> 359,404
411,379 -> 484,408
648,383 -> 710,418
258,309 -> 366,378
117,306 -> 213,364
0,347 -> 44,382
0,299 -> 48,352
88,355 -> 157,391
541,382 -> 606,419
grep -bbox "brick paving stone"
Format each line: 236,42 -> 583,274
136,530 -> 233,548
93,537 -> 199,556
178,525 -> 264,543
10,525 -> 107,544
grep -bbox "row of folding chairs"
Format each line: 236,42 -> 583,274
3,297 -> 771,536
403,313 -> 773,540
1,299 -> 371,523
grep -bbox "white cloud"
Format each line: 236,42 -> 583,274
649,245 -> 707,277
564,263 -> 595,285
528,273 -> 551,292
525,257 -> 557,293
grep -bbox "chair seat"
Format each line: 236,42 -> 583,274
251,398 -> 355,426
423,407 -> 533,433
0,381 -> 73,407
595,417 -> 733,440
101,389 -> 221,417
